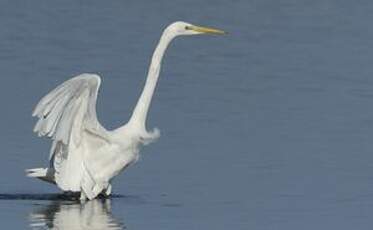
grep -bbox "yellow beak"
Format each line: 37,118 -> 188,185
188,25 -> 227,35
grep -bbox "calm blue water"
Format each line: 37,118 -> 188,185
0,0 -> 373,229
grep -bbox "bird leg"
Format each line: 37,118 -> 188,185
79,191 -> 87,201
104,184 -> 112,196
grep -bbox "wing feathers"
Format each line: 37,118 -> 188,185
33,74 -> 105,143
32,74 -> 107,192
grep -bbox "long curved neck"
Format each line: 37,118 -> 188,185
128,30 -> 174,130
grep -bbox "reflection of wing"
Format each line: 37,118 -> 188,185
29,200 -> 124,230
32,74 -> 109,191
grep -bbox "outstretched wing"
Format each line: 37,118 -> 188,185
33,73 -> 107,145
32,73 -> 108,191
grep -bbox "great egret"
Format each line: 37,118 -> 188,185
26,21 -> 225,200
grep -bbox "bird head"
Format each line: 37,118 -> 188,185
165,21 -> 226,37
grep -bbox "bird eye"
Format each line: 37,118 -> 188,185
185,26 -> 190,30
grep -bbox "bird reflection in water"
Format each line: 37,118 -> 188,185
29,199 -> 124,229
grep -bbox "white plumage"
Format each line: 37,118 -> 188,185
29,74 -> 156,200
26,21 -> 225,200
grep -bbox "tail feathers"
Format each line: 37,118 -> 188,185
26,168 -> 56,184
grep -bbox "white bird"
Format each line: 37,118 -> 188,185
26,21 -> 225,200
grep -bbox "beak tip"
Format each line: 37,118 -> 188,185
214,29 -> 227,35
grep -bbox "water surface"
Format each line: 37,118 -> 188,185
0,0 -> 373,229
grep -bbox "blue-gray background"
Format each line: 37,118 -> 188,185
0,0 -> 373,229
